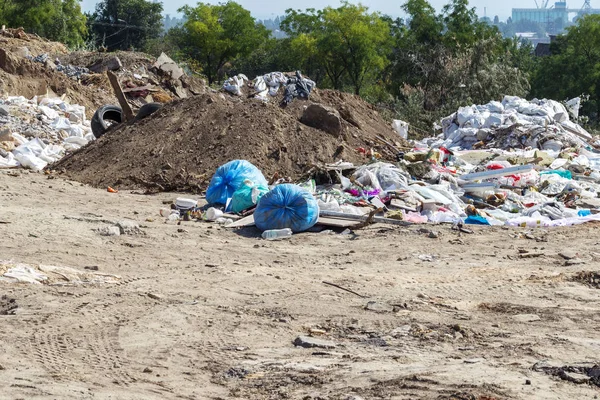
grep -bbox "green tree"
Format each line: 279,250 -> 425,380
281,2 -> 392,94
322,3 -> 392,95
442,0 -> 495,50
403,0 -> 443,45
0,0 -> 87,47
532,14 -> 600,122
176,1 -> 270,84
87,0 -> 163,51
281,8 -> 338,87
388,0 -> 531,132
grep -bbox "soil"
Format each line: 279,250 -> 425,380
57,51 -> 155,71
0,37 -> 117,117
56,89 -> 408,192
1,170 -> 600,399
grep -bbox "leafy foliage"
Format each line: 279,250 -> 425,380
281,2 -> 391,94
87,0 -> 163,51
0,0 -> 87,47
386,0 -> 531,132
532,14 -> 600,123
175,1 -> 270,84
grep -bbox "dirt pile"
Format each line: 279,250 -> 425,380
0,27 -> 68,55
0,29 -> 205,119
0,31 -> 116,117
58,51 -> 206,107
57,89 -> 408,192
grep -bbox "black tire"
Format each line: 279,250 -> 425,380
91,105 -> 123,139
135,102 -> 163,121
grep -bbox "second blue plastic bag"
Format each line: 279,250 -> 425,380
206,160 -> 268,205
254,184 -> 319,232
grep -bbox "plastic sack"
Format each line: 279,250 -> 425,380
353,163 -> 408,192
206,160 -> 268,205
253,76 -> 268,100
223,74 -> 248,96
392,120 -> 408,139
254,184 -> 319,232
230,179 -> 269,213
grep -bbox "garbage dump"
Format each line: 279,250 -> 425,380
0,96 -> 92,171
158,95 -> 600,232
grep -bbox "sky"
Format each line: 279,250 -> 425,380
80,0 -> 568,21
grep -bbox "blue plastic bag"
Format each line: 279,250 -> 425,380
254,184 -> 319,232
206,160 -> 268,205
464,215 -> 490,225
230,180 -> 269,213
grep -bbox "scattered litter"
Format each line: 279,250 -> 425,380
0,96 -> 92,171
534,361 -> 600,387
0,260 -> 120,285
28,53 -> 90,79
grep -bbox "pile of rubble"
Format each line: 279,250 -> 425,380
29,53 -> 90,79
167,95 -> 600,233
0,95 -> 92,170
56,51 -> 205,107
428,96 -> 595,151
305,96 -> 600,228
56,87 -> 407,192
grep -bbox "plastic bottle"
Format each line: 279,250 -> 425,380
261,228 -> 293,240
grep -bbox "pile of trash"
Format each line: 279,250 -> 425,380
165,95 -> 600,234
0,95 -> 93,171
223,71 -> 315,106
28,53 -> 90,80
57,51 -> 205,107
427,96 -> 596,151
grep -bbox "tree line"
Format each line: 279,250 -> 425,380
2,0 -> 600,131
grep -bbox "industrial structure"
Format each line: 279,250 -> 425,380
512,0 -> 600,29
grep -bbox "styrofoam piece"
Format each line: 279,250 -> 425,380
460,165 -> 535,182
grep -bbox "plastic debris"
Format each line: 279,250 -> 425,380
206,160 -> 268,205
0,96 -> 93,171
254,184 -> 319,232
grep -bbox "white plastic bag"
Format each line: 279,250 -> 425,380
392,120 -> 408,139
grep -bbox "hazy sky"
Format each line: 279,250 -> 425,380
80,0 -> 548,21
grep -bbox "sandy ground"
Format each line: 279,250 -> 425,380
0,170 -> 599,400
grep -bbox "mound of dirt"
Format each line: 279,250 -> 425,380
58,50 -> 205,107
57,51 -> 154,71
0,29 -> 204,119
0,27 -> 68,56
0,47 -> 116,118
57,89 -> 408,192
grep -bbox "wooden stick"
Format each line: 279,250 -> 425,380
349,208 -> 380,230
322,281 -> 366,298
107,71 -> 134,122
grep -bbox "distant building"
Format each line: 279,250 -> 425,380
512,2 -> 569,25
535,42 -> 552,56
534,34 -> 556,56
512,1 -> 600,34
